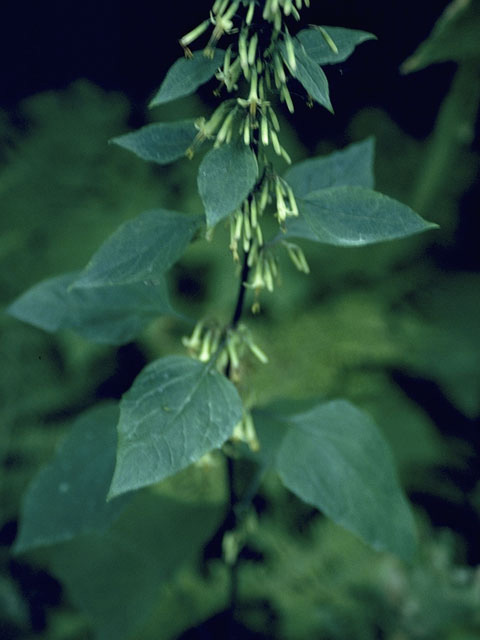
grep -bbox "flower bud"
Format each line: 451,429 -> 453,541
318,26 -> 339,54
268,106 -> 280,131
199,330 -> 213,361
179,20 -> 210,48
247,33 -> 258,66
260,111 -> 269,146
263,258 -> 274,291
286,184 -> 299,216
226,334 -> 240,370
182,320 -> 204,351
243,412 -> 260,451
246,1 -> 255,25
270,129 -> 282,156
250,197 -> 258,228
238,28 -> 249,75
280,84 -> 295,113
213,0 -> 229,14
243,116 -> 251,145
222,531 -> 239,566
284,32 -> 297,71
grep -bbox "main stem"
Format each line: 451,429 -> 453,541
226,248 -> 250,634
231,250 -> 250,330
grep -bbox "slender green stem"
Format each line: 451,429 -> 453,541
231,249 -> 250,329
225,248 -> 250,633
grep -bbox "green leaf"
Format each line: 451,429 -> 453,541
286,41 -> 333,112
254,400 -> 417,560
402,0 -> 480,72
7,271 -> 174,344
286,186 -> 437,246
284,138 -> 375,198
14,404 -> 131,554
297,26 -> 377,65
48,494 -> 222,640
73,209 -> 200,289
109,355 -> 243,498
198,143 -> 258,227
149,49 -> 225,107
111,120 -> 197,165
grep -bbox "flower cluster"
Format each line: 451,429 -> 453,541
262,0 -> 310,24
183,0 -> 312,370
180,0 -> 309,150
231,409 -> 260,451
182,320 -> 268,374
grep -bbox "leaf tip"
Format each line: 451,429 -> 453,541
109,135 -> 123,147
106,467 -> 137,502
148,96 -> 160,109
5,297 -> 36,328
106,481 -> 121,503
11,537 -> 26,556
418,218 -> 440,233
400,57 -> 418,75
5,299 -> 18,319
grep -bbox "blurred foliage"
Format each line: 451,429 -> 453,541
1,2 -> 480,632
401,0 -> 480,72
240,487 -> 480,640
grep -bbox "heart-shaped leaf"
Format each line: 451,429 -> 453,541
254,399 -> 417,560
109,355 -> 243,497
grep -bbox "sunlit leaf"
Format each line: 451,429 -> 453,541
73,209 -> 200,289
14,404 -> 130,553
297,26 -> 376,65
150,49 -> 225,106
112,120 -> 197,165
254,399 -> 417,560
198,143 -> 258,227
109,355 -> 243,498
286,186 -> 437,246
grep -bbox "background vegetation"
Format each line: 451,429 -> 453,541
1,1 -> 479,638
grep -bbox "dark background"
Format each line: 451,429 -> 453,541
2,3 -> 480,638
4,1 -> 478,270
1,0 -> 453,134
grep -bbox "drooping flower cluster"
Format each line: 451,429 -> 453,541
182,320 -> 268,373
180,0 -> 308,167
182,0 -> 312,371
182,319 -> 265,451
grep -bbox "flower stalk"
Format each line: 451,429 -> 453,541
180,1 -> 314,619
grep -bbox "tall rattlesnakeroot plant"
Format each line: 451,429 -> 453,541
8,1 -> 438,637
